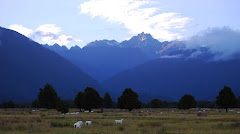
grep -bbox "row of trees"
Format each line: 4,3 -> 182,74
31,85 -> 141,112
177,86 -> 239,112
72,86 -> 240,112
74,87 -> 141,111
1,84 -> 239,113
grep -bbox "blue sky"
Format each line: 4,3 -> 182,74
0,0 -> 239,48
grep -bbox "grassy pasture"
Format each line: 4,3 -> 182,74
0,108 -> 240,134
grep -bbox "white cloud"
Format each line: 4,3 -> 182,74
9,24 -> 82,48
186,27 -> 240,60
79,0 -> 190,41
9,24 -> 33,37
40,34 -> 82,46
36,24 -> 62,35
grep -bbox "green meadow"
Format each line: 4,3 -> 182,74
0,108 -> 240,134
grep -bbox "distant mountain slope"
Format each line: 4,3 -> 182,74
0,27 -> 101,102
44,43 -> 152,82
101,58 -> 240,101
44,33 -> 184,82
79,46 -> 150,81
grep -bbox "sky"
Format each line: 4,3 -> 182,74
0,0 -> 240,48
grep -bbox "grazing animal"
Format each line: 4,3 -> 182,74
85,121 -> 92,126
84,110 -> 94,113
74,121 -> 83,129
115,119 -> 124,124
78,121 -> 83,126
74,122 -> 81,129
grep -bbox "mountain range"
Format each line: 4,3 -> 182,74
0,27 -> 100,102
43,32 -> 240,102
1,26 -> 240,102
44,32 -> 184,82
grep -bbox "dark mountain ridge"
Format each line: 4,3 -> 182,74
0,27 -> 101,102
102,58 -> 240,102
1,27 -> 239,102
44,32 -> 184,81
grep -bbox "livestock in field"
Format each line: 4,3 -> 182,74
74,122 -> 81,129
78,121 -> 83,126
74,121 -> 83,129
85,121 -> 92,126
115,119 -> 124,124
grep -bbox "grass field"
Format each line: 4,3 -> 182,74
0,108 -> 240,134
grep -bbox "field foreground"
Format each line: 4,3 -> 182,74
0,108 -> 240,134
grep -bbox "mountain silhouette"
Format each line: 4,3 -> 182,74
44,32 -> 183,81
102,58 -> 240,102
0,27 -> 101,102
1,27 -> 240,102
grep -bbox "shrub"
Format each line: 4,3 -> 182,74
118,126 -> 124,131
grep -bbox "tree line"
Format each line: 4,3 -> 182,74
1,84 -> 240,113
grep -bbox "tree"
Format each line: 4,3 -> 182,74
56,100 -> 69,114
103,92 -> 113,108
38,83 -> 59,109
149,99 -> 163,108
32,99 -> 39,108
2,100 -> 15,108
236,96 -> 240,108
162,101 -> 178,108
74,91 -> 84,111
117,88 -> 141,111
178,94 -> 197,109
82,87 -> 102,112
216,86 -> 237,112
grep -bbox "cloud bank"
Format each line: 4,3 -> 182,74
186,27 -> 240,60
9,25 -> 33,37
79,0 -> 190,41
160,54 -> 183,59
9,24 -> 82,48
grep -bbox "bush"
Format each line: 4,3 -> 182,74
50,122 -> 71,127
156,127 -> 167,134
31,99 -> 39,108
197,101 -> 216,108
149,99 -> 163,108
118,126 -> 124,131
56,100 -> 69,114
1,100 -> 16,108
